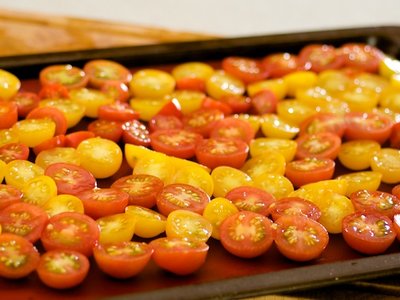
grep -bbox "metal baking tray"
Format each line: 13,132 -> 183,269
1,26 -> 400,300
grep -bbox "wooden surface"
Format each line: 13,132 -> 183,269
1,8 -> 399,300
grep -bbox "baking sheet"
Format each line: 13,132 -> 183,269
1,26 -> 400,300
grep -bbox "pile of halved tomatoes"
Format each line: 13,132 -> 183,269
1,42 -> 400,289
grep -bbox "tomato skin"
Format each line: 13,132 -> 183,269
0,184 -> 23,210
0,69 -> 21,100
195,138 -> 249,170
344,112 -> 393,144
225,186 -> 275,216
45,162 -> 97,196
285,157 -> 335,188
262,52 -> 301,78
77,188 -> 129,219
295,132 -> 341,160
149,237 -> 209,276
150,129 -> 203,159
342,212 -> 396,255
41,212 -> 100,257
111,174 -> 164,208
93,241 -> 153,279
222,56 -> 268,84
83,59 -> 132,88
220,211 -> 274,258
37,250 -> 90,289
273,215 -> 329,261
0,202 -> 48,243
298,44 -> 344,72
0,142 -> 30,163
267,197 -> 321,221
0,101 -> 18,129
0,233 -> 40,279
350,190 -> 400,219
156,183 -> 210,216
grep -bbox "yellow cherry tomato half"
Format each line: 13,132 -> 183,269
247,78 -> 287,100
133,151 -> 174,184
69,88 -> 113,118
125,205 -> 166,238
130,69 -> 175,99
12,118 -> 56,147
129,98 -> 170,122
250,137 -> 297,162
0,128 -> 19,147
338,140 -> 381,171
5,160 -> 44,190
336,171 -> 383,196
370,148 -> 400,184
276,100 -> 317,126
39,98 -> 86,128
97,213 -> 136,244
241,150 -> 286,178
172,165 -> 214,196
0,69 -> 21,99
35,147 -> 81,170
22,175 -> 57,207
166,90 -> 205,115
260,114 -> 300,139
43,194 -> 85,217
252,173 -> 294,200
206,70 -> 245,100
283,71 -> 318,97
211,166 -> 253,198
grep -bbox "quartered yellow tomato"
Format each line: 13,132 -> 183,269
12,118 -> 56,147
97,213 -> 136,244
250,137 -> 297,162
211,166 -> 253,198
166,210 -> 212,242
338,140 -> 381,171
130,69 -> 175,99
22,175 -> 58,207
202,197 -> 239,240
125,205 -> 166,238
5,160 -> 44,190
370,148 -> 400,184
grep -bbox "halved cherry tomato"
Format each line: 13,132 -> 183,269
171,163 -> 214,196
150,129 -> 203,159
252,173 -> 294,200
250,137 -> 297,162
211,166 -> 253,198
125,205 -> 167,238
295,132 -> 341,160
69,88 -> 114,118
166,209 -> 212,242
206,70 -> 245,100
201,96 -> 233,116
222,56 -> 268,84
38,83 -> 69,99
220,211 -> 274,258
100,81 -> 130,102
167,90 -> 205,115
0,142 -> 29,163
35,146 -> 81,169
299,112 -> 346,137
10,91 -> 40,118
370,148 -> 400,184
93,241 -> 153,279
26,106 -> 68,136
350,189 -> 400,219
298,44 -> 344,72
122,119 -> 151,147
98,102 -> 139,122
12,118 -> 56,147
37,250 -> 90,289
342,212 -> 395,255
96,213 -> 135,244
241,149 -> 286,177
43,194 -> 84,217
111,174 -> 164,208
225,186 -> 275,216
274,215 -> 329,261
33,135 -> 66,155
5,160 -> 44,190
157,97 -> 183,118
182,108 -> 225,138
171,62 -> 214,93
84,59 -> 132,88
130,69 -> 175,99
77,188 -> 129,219
390,122 -> 400,149
88,119 -> 123,142
156,183 -> 210,216
64,131 -> 96,148
148,114 -> 183,132
0,233 -> 39,279
0,69 -> 21,100
0,101 -> 18,129
39,98 -> 85,128
210,117 -> 255,144
262,52 -> 301,78
260,114 -> 299,139
267,197 -> 321,221
0,184 -> 23,210
39,64 -> 88,89
45,162 -> 97,196
339,43 -> 383,73
195,138 -> 249,170
250,89 -> 278,115
338,139 -> 381,171
149,237 -> 209,275
41,211 -> 100,256
21,175 -> 57,207
218,94 -> 251,114
337,171 -> 382,196
0,202 -> 48,243
344,112 -> 393,144
285,157 -> 335,188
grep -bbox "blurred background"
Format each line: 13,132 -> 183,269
0,0 -> 399,37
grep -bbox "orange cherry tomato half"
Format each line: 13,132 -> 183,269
0,142 -> 29,163
39,64 -> 88,90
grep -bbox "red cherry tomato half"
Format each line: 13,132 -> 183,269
210,117 -> 255,144
201,97 -> 233,116
299,112 -> 346,137
0,184 -> 23,210
0,101 -> 18,129
41,212 -> 100,257
98,102 -> 139,122
182,108 -> 225,138
26,106 -> 68,136
93,241 -> 153,279
285,157 -> 335,188
344,112 -> 393,144
350,189 -> 400,219
157,99 -> 183,119
77,188 -> 130,219
0,233 -> 40,279
222,56 -> 268,84
156,183 -> 210,216
10,91 -> 40,118
148,114 -> 183,132
33,135 -> 66,155
219,94 -> 252,114
225,186 -> 276,216
122,120 -> 151,147
262,52 -> 301,78
100,81 -> 130,103
111,174 -> 164,208
38,83 -> 69,99
149,237 -> 209,275
88,119 -> 123,142
342,212 -> 396,255
195,138 -> 249,170
0,202 -> 48,243
267,197 -> 321,221
295,132 -> 341,160
220,211 -> 274,258
45,162 -> 97,196
274,215 -> 329,261
0,142 -> 30,163
37,250 -> 90,289
176,77 -> 206,92
339,43 -> 383,73
298,44 -> 344,72
250,89 -> 278,115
